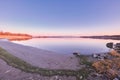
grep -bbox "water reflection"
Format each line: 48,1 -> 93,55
9,37 -> 32,41
12,38 -> 120,55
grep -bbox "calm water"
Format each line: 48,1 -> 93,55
12,38 -> 120,55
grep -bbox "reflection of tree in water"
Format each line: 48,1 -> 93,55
9,37 -> 32,41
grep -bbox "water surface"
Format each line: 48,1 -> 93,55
12,38 -> 120,55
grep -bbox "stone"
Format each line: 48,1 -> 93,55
96,73 -> 102,77
73,52 -> 79,56
106,42 -> 113,49
93,54 -> 98,58
113,78 -> 119,80
55,75 -> 59,79
79,76 -> 83,79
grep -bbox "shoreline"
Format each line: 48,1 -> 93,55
0,40 -> 79,70
0,39 -> 120,80
0,40 -> 92,80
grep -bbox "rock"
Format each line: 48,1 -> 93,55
73,52 -> 79,56
91,74 -> 97,77
115,43 -> 120,48
98,58 -> 104,60
106,42 -> 113,49
96,73 -> 102,77
55,75 -> 58,79
93,54 -> 98,58
116,74 -> 120,79
113,78 -> 119,80
104,56 -> 108,59
79,76 -> 83,79
4,69 -> 11,73
113,43 -> 120,53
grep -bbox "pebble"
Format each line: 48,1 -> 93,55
55,75 -> 58,79
80,76 -> 83,79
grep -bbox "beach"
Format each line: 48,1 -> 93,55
0,40 -> 80,80
0,40 -> 79,70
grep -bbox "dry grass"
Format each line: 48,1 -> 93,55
92,50 -> 120,79
109,50 -> 120,57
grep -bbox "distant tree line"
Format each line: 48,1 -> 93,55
81,35 -> 120,40
0,31 -> 32,37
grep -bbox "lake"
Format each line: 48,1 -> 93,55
12,38 -> 120,55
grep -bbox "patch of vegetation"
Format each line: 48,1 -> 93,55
76,55 -> 92,67
92,57 -> 120,79
76,67 -> 93,80
74,54 -> 94,79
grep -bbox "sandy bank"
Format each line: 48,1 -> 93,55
0,58 -> 76,80
0,40 -> 79,70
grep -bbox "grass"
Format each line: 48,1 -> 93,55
76,55 -> 92,67
75,55 -> 93,80
76,68 -> 93,80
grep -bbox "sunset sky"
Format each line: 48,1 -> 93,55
0,0 -> 120,36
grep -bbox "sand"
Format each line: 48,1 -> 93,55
0,40 -> 79,70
